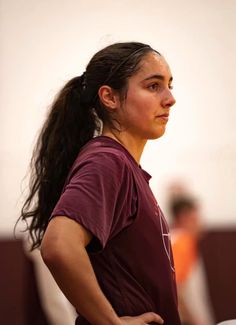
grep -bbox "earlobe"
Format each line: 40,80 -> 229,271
98,86 -> 119,110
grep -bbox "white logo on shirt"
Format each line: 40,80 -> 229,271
151,193 -> 175,272
158,207 -> 175,273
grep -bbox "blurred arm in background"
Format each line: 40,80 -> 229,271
28,248 -> 76,325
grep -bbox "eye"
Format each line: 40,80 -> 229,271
169,84 -> 173,90
148,83 -> 159,91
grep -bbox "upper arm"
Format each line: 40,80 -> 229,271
41,216 -> 93,262
51,153 -> 135,249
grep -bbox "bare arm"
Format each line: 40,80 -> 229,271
177,284 -> 206,325
41,217 -> 163,325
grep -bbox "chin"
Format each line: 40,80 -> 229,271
141,126 -> 166,140
150,127 -> 166,139
147,133 -> 165,140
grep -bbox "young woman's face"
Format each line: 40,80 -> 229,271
118,52 -> 176,140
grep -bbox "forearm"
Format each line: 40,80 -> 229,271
42,243 -> 122,325
40,217 -> 163,325
177,286 -> 199,325
43,246 -> 122,325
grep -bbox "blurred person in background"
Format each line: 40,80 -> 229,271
168,194 -> 215,325
29,248 -> 76,325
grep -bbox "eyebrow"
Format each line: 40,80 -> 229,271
143,74 -> 173,82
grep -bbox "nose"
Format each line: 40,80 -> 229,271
162,89 -> 176,108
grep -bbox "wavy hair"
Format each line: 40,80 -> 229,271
18,42 -> 157,249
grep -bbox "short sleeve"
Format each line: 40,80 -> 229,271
51,152 -> 137,249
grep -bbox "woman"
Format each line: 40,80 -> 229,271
20,42 -> 180,325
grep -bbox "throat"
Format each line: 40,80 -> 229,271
101,129 -> 146,164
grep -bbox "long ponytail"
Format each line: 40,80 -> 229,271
20,75 -> 98,249
19,42 -> 155,250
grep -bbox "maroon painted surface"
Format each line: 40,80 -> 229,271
200,229 -> 236,323
0,238 -> 48,325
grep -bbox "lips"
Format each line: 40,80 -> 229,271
156,113 -> 169,121
158,114 -> 169,118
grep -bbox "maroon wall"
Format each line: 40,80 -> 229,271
0,238 -> 48,325
200,229 -> 236,323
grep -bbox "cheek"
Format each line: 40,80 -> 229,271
125,101 -> 149,124
126,90 -> 155,116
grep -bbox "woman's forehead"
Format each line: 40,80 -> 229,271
138,52 -> 172,79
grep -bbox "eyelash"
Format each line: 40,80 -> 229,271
148,83 -> 159,91
148,83 -> 173,91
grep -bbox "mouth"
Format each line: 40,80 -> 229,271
156,113 -> 169,121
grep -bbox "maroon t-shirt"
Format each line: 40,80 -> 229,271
52,136 -> 181,325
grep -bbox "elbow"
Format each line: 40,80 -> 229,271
40,234 -> 61,269
40,244 -> 51,267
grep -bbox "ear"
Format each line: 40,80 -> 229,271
98,85 -> 120,110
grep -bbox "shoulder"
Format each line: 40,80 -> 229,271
68,138 -> 135,184
74,137 -> 134,171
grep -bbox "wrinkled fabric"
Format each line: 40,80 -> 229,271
52,136 -> 181,325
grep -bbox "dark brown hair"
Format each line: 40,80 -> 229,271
18,42 -> 158,249
169,197 -> 198,221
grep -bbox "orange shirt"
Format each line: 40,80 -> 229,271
171,230 -> 198,284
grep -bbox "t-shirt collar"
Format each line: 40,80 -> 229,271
95,135 -> 152,182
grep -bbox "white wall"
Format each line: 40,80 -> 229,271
1,0 -> 236,235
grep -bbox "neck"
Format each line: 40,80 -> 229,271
102,127 -> 147,164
